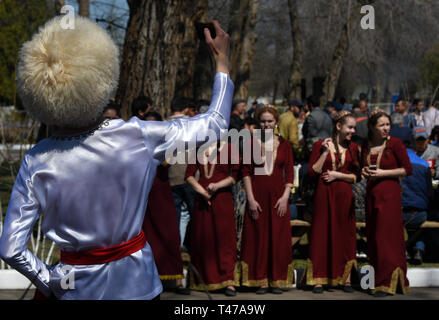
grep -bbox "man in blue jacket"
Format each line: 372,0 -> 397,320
402,145 -> 434,265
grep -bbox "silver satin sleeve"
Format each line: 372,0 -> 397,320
0,72 -> 234,299
134,72 -> 234,162
0,157 -> 52,296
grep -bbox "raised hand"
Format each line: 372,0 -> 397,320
204,20 -> 230,74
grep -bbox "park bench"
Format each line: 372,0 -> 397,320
290,219 -> 439,247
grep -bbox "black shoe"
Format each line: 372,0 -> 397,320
225,288 -> 237,297
412,249 -> 423,265
343,285 -> 354,293
256,287 -> 269,294
373,291 -> 388,298
312,286 -> 324,294
175,286 -> 191,295
271,287 -> 283,294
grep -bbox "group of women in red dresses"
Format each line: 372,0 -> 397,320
143,107 -> 413,297
307,109 -> 412,297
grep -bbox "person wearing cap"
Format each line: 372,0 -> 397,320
0,17 -> 234,300
229,99 -> 247,131
413,126 -> 439,180
278,99 -> 301,150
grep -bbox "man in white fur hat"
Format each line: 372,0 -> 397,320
0,16 -> 233,300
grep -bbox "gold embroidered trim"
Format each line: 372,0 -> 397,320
159,274 -> 184,280
255,138 -> 280,176
240,261 -> 294,287
371,267 -> 410,295
203,142 -> 227,179
189,263 -> 240,291
306,258 -> 358,286
366,136 -> 390,170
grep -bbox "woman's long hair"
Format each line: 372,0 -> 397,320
332,111 -> 359,172
366,110 -> 391,158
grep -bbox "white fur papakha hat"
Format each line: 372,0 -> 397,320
16,16 -> 119,128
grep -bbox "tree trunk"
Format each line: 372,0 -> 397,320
54,0 -> 64,15
320,0 -> 376,107
116,0 -> 188,119
174,0 -> 208,99
228,0 -> 259,99
77,0 -> 89,17
287,0 -> 303,101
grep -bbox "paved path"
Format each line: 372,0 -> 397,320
2,287 -> 439,300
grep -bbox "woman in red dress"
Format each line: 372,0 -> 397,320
185,141 -> 240,296
240,105 -> 294,294
361,110 -> 412,297
142,111 -> 187,294
306,111 -> 360,293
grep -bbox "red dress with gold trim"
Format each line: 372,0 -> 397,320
185,143 -> 240,291
240,137 -> 295,288
142,164 -> 184,280
306,140 -> 359,286
361,137 -> 412,294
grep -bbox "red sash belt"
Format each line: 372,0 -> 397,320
60,231 -> 146,265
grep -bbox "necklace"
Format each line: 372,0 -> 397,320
367,137 -> 389,169
256,137 -> 279,176
51,120 -> 110,141
203,142 -> 227,179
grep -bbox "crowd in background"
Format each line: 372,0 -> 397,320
99,93 -> 439,297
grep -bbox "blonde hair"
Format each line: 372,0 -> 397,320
17,16 -> 120,128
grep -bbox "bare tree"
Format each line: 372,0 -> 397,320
320,0 -> 377,107
54,0 -> 64,14
228,0 -> 259,99
77,0 -> 90,17
174,1 -> 208,99
116,0 -> 189,119
287,0 -> 302,100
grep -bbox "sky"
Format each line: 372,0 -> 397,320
64,0 -> 129,45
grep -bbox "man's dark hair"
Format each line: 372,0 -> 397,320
359,93 -> 367,101
244,117 -> 256,127
131,96 -> 153,117
103,101 -> 121,117
171,97 -> 189,113
144,111 -> 163,121
340,97 -> 346,105
431,125 -> 439,140
306,95 -> 317,109
196,99 -> 210,110
395,98 -> 403,105
232,99 -> 246,111
413,98 -> 420,106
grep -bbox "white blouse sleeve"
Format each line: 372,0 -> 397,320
0,156 -> 52,297
130,72 -> 234,162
